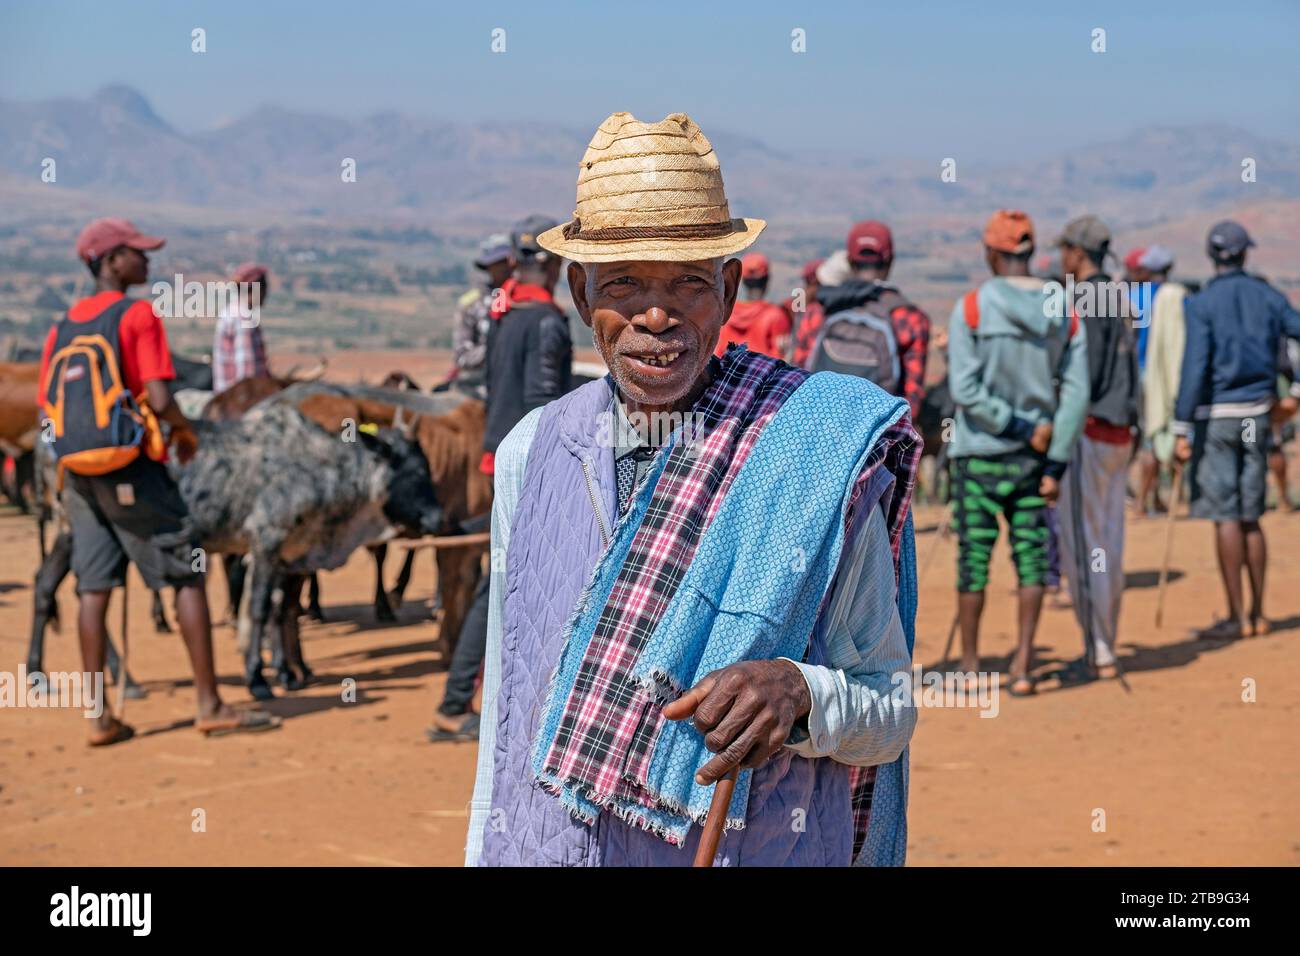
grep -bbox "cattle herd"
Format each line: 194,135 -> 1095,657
1,355 -> 493,703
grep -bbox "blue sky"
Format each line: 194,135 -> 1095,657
3,0 -> 1297,160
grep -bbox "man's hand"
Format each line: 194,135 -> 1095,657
1039,474 -> 1059,504
1174,435 -> 1193,466
661,659 -> 811,786
171,427 -> 199,465
1029,421 -> 1054,454
1271,396 -> 1299,424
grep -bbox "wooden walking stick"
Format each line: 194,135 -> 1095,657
940,611 -> 960,669
1154,467 -> 1184,629
114,566 -> 130,721
693,767 -> 738,867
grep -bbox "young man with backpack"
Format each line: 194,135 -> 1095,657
808,220 -> 930,420
1173,221 -> 1300,638
1054,215 -> 1140,683
38,218 -> 279,745
947,210 -> 1090,695
713,252 -> 791,360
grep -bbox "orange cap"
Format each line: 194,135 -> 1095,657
982,209 -> 1035,255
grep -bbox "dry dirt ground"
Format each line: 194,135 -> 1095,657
2,486 -> 1297,866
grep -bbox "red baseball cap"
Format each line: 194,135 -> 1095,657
802,258 -> 824,283
75,218 -> 164,263
741,252 -> 770,280
233,261 -> 269,283
846,220 -> 893,265
1123,248 -> 1147,272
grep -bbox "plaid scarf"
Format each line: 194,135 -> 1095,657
533,346 -> 919,853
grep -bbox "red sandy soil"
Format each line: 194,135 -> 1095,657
1,445 -> 1297,866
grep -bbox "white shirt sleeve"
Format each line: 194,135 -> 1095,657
780,504 -> 916,767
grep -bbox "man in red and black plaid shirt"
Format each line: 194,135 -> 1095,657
798,221 -> 931,420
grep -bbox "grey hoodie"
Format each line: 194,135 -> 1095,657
947,275 -> 1089,465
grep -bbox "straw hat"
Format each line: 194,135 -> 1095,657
536,112 -> 765,263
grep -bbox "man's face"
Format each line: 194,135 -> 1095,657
485,259 -> 513,288
105,246 -> 149,286
1059,243 -> 1085,277
570,257 -> 740,412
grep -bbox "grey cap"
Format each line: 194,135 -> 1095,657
1206,220 -> 1255,260
474,233 -> 511,269
1054,215 -> 1112,254
1139,244 -> 1173,272
511,215 -> 560,261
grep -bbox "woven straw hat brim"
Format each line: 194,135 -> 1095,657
536,217 -> 765,263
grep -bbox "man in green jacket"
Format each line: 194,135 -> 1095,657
947,210 -> 1090,696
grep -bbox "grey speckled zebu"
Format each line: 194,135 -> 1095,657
178,397 -> 443,698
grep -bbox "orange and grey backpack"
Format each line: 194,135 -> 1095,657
41,298 -> 147,476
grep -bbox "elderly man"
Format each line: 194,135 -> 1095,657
465,113 -> 920,867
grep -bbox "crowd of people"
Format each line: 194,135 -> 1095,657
24,108 -> 1300,867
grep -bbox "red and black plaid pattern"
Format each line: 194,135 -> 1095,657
539,347 -> 806,814
793,300 -> 930,421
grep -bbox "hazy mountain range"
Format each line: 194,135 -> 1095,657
5,85 -> 1300,237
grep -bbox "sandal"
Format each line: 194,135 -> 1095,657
88,717 -> 135,747
1007,674 -> 1037,697
1195,618 -> 1244,641
425,712 -> 480,743
197,708 -> 282,737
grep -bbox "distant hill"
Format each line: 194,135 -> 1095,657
4,86 -> 1300,234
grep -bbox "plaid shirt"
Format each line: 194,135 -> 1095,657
793,299 -> 930,420
212,307 -> 268,393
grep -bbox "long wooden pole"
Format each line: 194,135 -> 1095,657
1154,468 -> 1184,629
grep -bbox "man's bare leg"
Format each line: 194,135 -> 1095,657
1133,450 -> 1162,517
1211,521 -> 1247,635
1268,450 -> 1293,512
1010,584 -> 1044,684
957,590 -> 984,674
173,582 -> 236,721
1243,519 -> 1268,634
77,590 -> 118,736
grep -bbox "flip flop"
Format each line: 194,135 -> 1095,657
1007,675 -> 1037,697
88,718 -> 135,747
197,709 -> 282,737
424,713 -> 480,743
1195,618 -> 1244,641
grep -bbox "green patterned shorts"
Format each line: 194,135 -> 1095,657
950,452 -> 1049,592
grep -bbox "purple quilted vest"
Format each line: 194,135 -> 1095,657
479,378 -> 855,866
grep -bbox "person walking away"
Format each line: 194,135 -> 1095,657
783,258 -> 823,364
1133,245 -> 1188,517
947,210 -> 1089,696
1054,216 -> 1140,683
449,234 -> 513,399
808,221 -> 931,422
427,215 -> 572,742
1174,221 -> 1300,637
713,252 -> 791,360
39,218 -> 279,745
